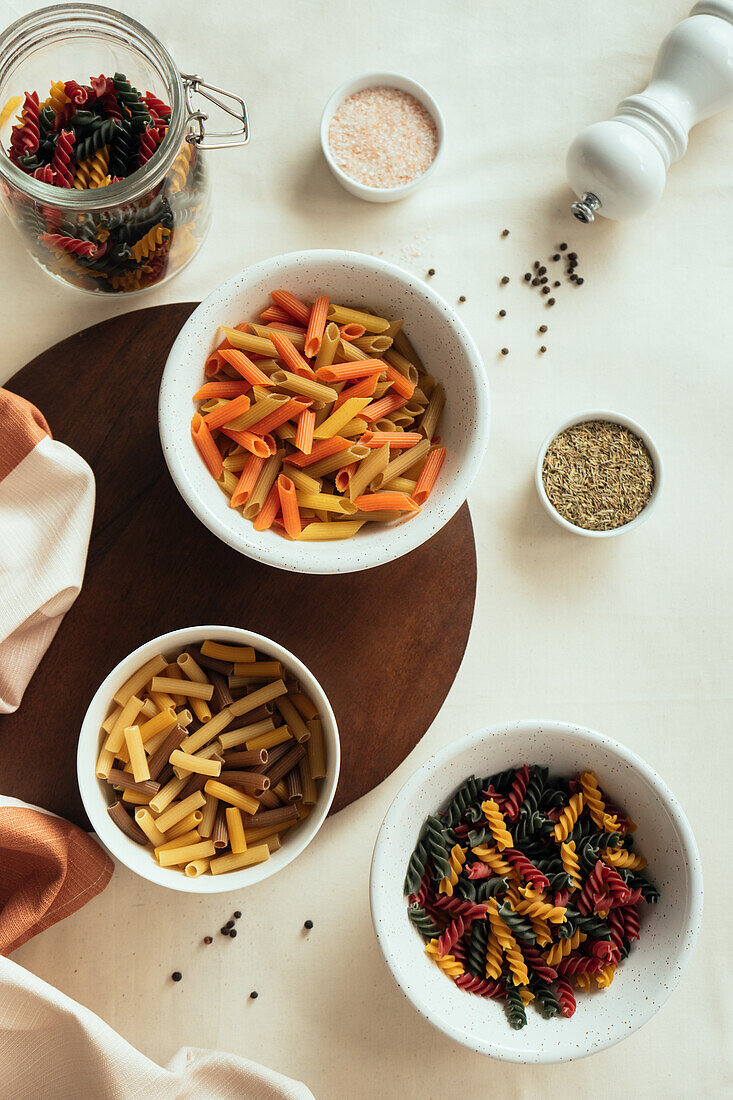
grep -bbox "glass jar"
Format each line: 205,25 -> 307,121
0,4 -> 249,294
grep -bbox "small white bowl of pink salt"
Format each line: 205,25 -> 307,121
321,72 -> 444,202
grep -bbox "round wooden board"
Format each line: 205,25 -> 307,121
1,304 -> 477,829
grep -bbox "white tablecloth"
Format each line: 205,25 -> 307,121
1,0 -> 729,1095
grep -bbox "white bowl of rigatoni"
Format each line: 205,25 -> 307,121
158,250 -> 490,573
77,625 -> 340,893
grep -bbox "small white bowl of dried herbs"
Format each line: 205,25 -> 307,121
536,410 -> 662,537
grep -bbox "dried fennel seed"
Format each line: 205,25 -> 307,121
542,421 -> 655,531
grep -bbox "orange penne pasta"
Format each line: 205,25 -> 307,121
249,396 -> 310,436
339,323 -> 366,341
304,295 -> 329,358
332,372 -> 381,410
202,394 -> 251,430
294,408 -> 315,455
219,348 -> 274,386
413,447 -> 446,505
269,330 -> 317,380
205,339 -> 232,377
230,453 -> 265,508
285,435 -> 352,468
220,427 -> 274,458
266,321 -> 306,333
193,381 -> 251,400
259,305 -> 292,324
315,360 -> 385,384
252,481 -> 281,531
335,462 -> 358,492
277,474 -> 302,538
191,414 -> 223,479
360,431 -> 422,449
384,363 -> 415,399
352,492 -> 420,513
361,394 -> 408,421
271,289 -> 310,326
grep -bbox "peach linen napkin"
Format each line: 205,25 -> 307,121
0,388 -> 95,714
0,952 -> 316,1100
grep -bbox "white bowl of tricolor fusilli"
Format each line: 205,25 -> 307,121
370,719 -> 702,1063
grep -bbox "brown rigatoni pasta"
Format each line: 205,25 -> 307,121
98,637 -> 327,877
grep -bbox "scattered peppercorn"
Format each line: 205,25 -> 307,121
569,273 -> 577,281
204,936 -> 213,944
539,346 -> 547,353
458,295 -> 466,302
576,277 -> 584,285
221,927 -> 229,936
524,272 -> 531,281
498,309 -> 506,317
568,252 -> 577,261
427,268 -> 435,276
229,929 -> 238,938
172,972 -> 182,982
501,276 -> 509,285
501,229 -> 509,237
533,261 -> 540,270
226,920 -> 234,929
250,991 -> 258,1000
538,266 -> 546,276
553,254 -> 560,261
500,347 -> 509,356
553,281 -> 560,287
540,277 -> 548,285
234,911 -> 242,919
532,277 -> 540,286
542,286 -> 550,295
548,298 -> 556,306
304,920 -> 314,929
539,325 -> 548,333
559,243 -> 568,251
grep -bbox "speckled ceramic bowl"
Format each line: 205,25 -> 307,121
370,720 -> 703,1063
159,250 -> 489,573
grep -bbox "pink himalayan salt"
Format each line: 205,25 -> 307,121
328,86 -> 438,189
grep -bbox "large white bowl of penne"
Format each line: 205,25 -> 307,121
158,250 -> 490,573
78,625 -> 340,893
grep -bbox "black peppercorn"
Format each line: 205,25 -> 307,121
229,929 -> 238,938
538,266 -> 546,275
204,936 -> 213,944
250,991 -> 258,1000
542,286 -> 550,295
538,325 -> 548,333
501,228 -> 509,237
427,268 -> 435,276
548,298 -> 556,306
501,276 -> 509,285
576,277 -> 584,285
524,272 -> 531,281
458,295 -> 466,302
304,920 -> 314,929
221,927 -> 229,936
533,261 -> 540,270
540,277 -> 548,284
234,911 -> 242,919
498,309 -> 506,317
532,277 -> 540,286
553,254 -> 560,261
226,920 -> 234,929
500,347 -> 509,356
559,242 -> 567,250
569,273 -> 577,281
172,972 -> 182,982
539,345 -> 547,353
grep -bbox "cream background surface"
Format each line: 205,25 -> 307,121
1,0 -> 731,1096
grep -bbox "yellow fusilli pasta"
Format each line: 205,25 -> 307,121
425,939 -> 464,979
130,223 -> 171,263
552,792 -> 585,842
481,798 -> 513,850
601,847 -> 647,871
559,840 -> 582,890
544,929 -> 586,966
580,771 -> 620,832
471,844 -> 512,877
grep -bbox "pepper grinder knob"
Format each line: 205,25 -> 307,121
567,0 -> 733,221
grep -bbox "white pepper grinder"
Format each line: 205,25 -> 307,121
567,1 -> 733,222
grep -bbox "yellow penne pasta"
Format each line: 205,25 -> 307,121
312,398 -> 372,439
327,304 -> 390,333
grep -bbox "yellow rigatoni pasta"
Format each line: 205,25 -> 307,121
226,807 -> 247,853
